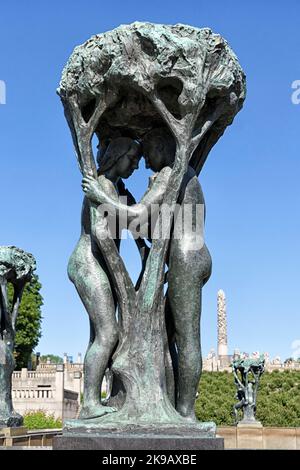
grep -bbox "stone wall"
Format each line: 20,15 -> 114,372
218,426 -> 300,449
12,366 -> 81,420
1,426 -> 299,449
203,356 -> 300,372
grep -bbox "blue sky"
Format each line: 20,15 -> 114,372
0,1 -> 299,362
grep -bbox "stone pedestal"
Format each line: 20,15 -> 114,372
53,432 -> 224,450
238,420 -> 262,427
237,422 -> 263,449
0,426 -> 28,437
0,426 -> 28,447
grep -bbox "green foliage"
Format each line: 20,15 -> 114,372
195,371 -> 236,425
196,371 -> 300,427
23,410 -> 62,430
8,275 -> 43,368
40,355 -> 63,364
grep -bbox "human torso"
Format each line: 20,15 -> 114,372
81,175 -> 121,240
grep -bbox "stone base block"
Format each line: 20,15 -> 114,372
237,421 -> 263,428
0,426 -> 28,437
53,433 -> 224,450
237,423 -> 263,449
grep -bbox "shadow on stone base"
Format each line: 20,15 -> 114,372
53,433 -> 224,450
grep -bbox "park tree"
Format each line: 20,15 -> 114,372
8,274 -> 43,369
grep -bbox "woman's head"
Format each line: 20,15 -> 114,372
97,137 -> 142,179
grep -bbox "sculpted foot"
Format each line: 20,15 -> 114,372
79,404 -> 117,419
183,413 -> 198,423
177,405 -> 198,422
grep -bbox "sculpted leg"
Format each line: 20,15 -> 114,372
168,242 -> 211,420
168,278 -> 202,419
68,237 -> 118,418
164,294 -> 178,406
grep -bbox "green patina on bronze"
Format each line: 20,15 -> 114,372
0,246 -> 36,427
58,22 -> 245,434
232,354 -> 265,424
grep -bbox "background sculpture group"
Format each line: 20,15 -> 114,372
0,246 -> 35,427
232,354 -> 265,424
58,22 -> 246,432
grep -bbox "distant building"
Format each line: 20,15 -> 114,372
202,291 -> 300,372
12,354 -> 84,420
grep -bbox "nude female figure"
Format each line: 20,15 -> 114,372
69,137 -> 142,419
82,128 -> 212,421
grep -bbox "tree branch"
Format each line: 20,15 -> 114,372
11,283 -> 25,332
88,94 -> 111,132
66,95 -> 106,177
150,92 -> 183,140
0,280 -> 11,336
190,104 -> 225,154
91,206 -> 136,335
